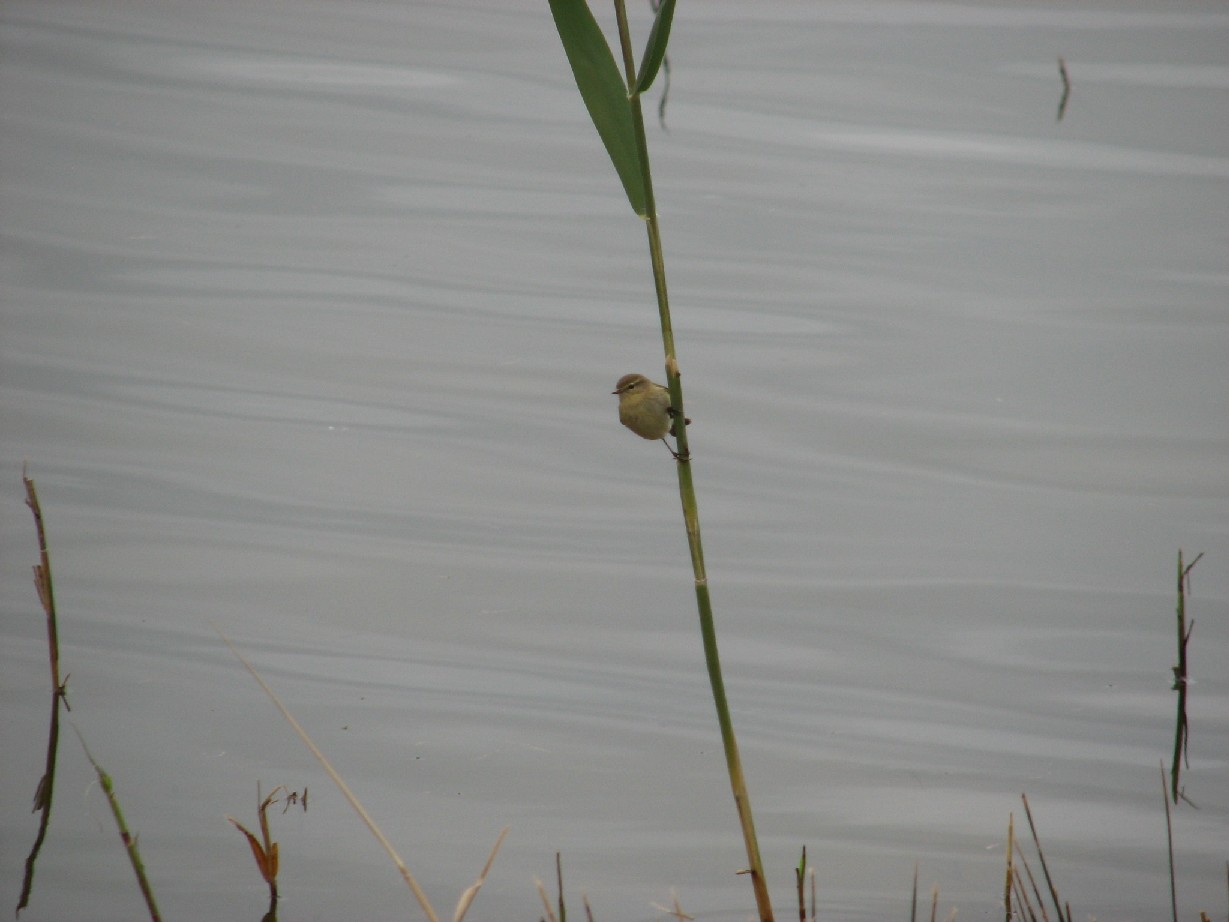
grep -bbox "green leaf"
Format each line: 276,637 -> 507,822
632,0 -> 676,96
548,0 -> 647,215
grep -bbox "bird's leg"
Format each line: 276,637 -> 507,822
659,438 -> 689,463
661,407 -> 692,462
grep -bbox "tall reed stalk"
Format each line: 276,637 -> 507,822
547,2 -> 772,917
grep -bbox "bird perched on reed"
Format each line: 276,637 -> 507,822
612,373 -> 690,460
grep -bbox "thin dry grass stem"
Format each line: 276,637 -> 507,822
71,726 -> 162,922
582,893 -> 594,922
649,889 -> 693,921
930,884 -> 939,922
910,862 -> 918,922
670,891 -> 693,921
556,851 -> 566,922
451,826 -> 509,922
216,630 -> 441,922
534,877 -> 557,922
1020,794 -> 1068,922
1161,762 -> 1177,922
1012,837 -> 1048,922
1008,868 -> 1030,922
1016,862 -> 1044,922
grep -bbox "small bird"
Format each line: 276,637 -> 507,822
612,373 -> 690,460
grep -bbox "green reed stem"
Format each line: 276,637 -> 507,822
73,728 -> 162,922
610,3 -> 772,918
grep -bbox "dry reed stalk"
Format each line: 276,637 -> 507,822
218,630 -> 508,922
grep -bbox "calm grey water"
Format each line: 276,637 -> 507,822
2,2 -> 1227,920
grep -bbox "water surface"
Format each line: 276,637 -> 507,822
2,2 -> 1227,920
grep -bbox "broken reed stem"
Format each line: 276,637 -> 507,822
17,691 -> 62,916
18,468 -> 70,916
23,466 -> 67,700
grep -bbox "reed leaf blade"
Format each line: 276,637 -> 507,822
632,0 -> 676,96
548,0 -> 647,215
